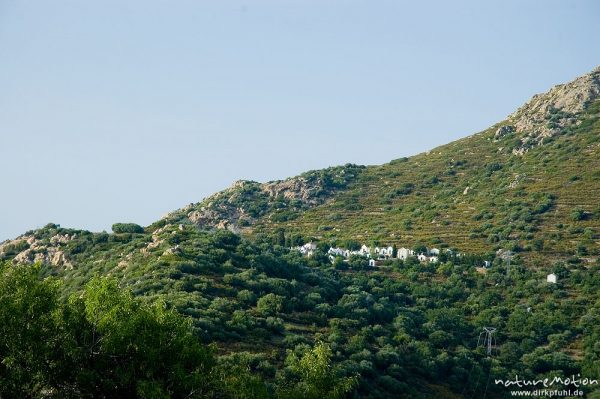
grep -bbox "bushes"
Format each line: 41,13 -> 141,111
571,208 -> 588,221
257,293 -> 285,316
3,222 -> 598,398
279,342 -> 357,399
386,183 -> 415,198
112,223 -> 144,234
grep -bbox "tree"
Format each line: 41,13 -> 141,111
275,229 -> 286,247
278,342 -> 357,399
0,264 -> 222,398
76,277 -> 217,398
0,263 -> 63,397
257,293 -> 285,316
112,223 -> 144,234
571,208 -> 587,221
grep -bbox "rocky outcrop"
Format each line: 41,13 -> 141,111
507,66 -> 600,154
1,233 -> 74,269
164,164 -> 365,232
262,177 -> 325,205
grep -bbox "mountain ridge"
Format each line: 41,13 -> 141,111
158,65 -> 600,263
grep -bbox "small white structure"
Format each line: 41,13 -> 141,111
296,242 -> 317,257
483,261 -> 492,268
359,245 -> 372,257
303,242 -> 316,251
428,256 -> 439,263
383,246 -> 394,258
328,247 -> 346,257
374,246 -> 393,259
429,248 -> 440,256
369,259 -> 376,267
397,247 -> 414,260
417,253 -> 428,262
547,273 -> 557,284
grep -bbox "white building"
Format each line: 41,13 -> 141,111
374,246 -> 393,258
547,273 -> 557,284
429,248 -> 440,256
296,242 -> 317,257
417,253 -> 428,262
383,246 -> 394,258
359,245 -> 372,257
428,256 -> 439,263
397,247 -> 414,260
303,242 -> 316,251
369,259 -> 376,267
483,261 -> 492,268
328,247 -> 346,257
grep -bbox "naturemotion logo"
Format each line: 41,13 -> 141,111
494,374 -> 598,389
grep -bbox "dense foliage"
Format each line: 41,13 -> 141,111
2,78 -> 599,398
2,225 -> 599,398
0,263 -> 355,398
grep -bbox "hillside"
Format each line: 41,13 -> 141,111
2,223 -> 599,398
162,66 -> 600,263
1,67 -> 600,398
5,67 -> 598,266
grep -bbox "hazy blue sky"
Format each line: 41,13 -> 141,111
1,0 -> 599,240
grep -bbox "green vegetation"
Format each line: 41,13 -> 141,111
0,262 -> 357,398
112,223 -> 145,234
237,101 -> 600,265
2,224 -> 599,398
2,72 -> 600,398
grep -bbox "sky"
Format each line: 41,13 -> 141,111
1,0 -> 599,240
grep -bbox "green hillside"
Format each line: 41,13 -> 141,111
2,224 -> 599,398
1,67 -> 599,398
257,99 -> 600,260
164,66 -> 600,265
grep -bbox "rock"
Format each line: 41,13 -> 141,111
51,251 -> 66,266
162,164 -> 364,231
50,234 -> 73,245
13,249 -> 34,263
509,174 -> 525,189
494,125 -> 515,139
163,245 -> 182,256
508,66 -> 600,154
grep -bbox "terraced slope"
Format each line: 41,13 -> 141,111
166,66 -> 600,262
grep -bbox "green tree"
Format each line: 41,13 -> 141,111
75,277 -> 217,398
112,223 -> 144,234
0,264 -> 225,398
275,229 -> 286,247
0,263 -> 63,397
257,293 -> 285,316
277,342 -> 357,399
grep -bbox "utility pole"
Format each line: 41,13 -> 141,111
478,327 -> 497,356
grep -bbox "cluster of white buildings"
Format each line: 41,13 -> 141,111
294,242 -> 448,265
296,243 -> 559,283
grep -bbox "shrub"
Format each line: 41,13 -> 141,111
112,223 -> 144,234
